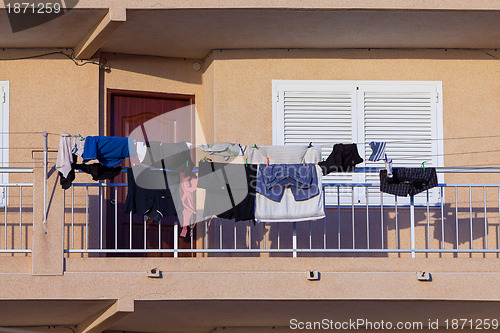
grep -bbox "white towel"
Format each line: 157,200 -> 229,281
56,134 -> 73,178
250,145 -> 325,223
136,142 -> 147,163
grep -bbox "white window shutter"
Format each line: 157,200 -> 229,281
359,85 -> 441,205
273,81 -> 443,206
0,82 -> 9,207
274,83 -> 358,205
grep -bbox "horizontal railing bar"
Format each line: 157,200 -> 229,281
66,249 -> 413,253
323,183 -> 500,187
69,167 -> 500,174
65,248 -> 500,254
0,167 -> 33,173
70,182 -> 500,189
0,250 -> 31,253
71,183 -> 127,187
354,167 -> 500,173
0,183 -> 33,187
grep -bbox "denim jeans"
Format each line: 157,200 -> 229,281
256,164 -> 320,202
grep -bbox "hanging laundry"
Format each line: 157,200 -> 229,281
248,145 -> 311,165
59,154 -> 77,190
82,136 -> 135,168
136,141 -> 148,163
74,163 -> 122,181
179,172 -> 198,237
318,143 -> 363,175
198,143 -> 243,160
216,164 -> 257,222
248,145 -> 325,223
141,141 -> 194,172
123,166 -> 177,222
369,141 -> 386,162
56,133 -> 73,178
71,136 -> 86,157
379,167 -> 438,197
256,164 -> 319,202
384,154 -> 393,178
198,161 -> 257,222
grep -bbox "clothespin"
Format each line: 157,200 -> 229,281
308,142 -> 313,148
207,144 -> 210,148
266,157 -> 269,167
78,134 -> 82,138
422,161 -> 425,171
254,144 -> 257,149
245,158 -> 248,167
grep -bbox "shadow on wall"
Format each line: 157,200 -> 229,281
100,52 -> 204,84
209,48 -> 500,62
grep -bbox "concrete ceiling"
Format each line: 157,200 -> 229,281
0,9 -> 106,48
0,7 -> 500,59
0,299 -> 499,332
109,300 -> 500,333
0,300 -> 115,326
101,9 -> 500,59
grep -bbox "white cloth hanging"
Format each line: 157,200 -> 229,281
248,145 -> 325,223
71,136 -> 86,157
56,133 -> 73,178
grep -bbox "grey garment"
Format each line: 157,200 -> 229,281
198,143 -> 243,160
71,136 -> 86,157
248,145 -> 322,165
198,161 -> 249,219
141,141 -> 194,172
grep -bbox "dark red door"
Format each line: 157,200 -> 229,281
107,89 -> 195,257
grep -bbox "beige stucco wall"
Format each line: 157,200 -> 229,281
211,49 -> 500,183
0,50 -> 99,253
1,48 -> 500,331
100,53 -> 206,142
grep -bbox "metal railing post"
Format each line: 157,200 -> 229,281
42,131 -> 48,233
410,195 -> 415,258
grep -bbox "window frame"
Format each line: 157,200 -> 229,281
0,81 -> 9,207
272,80 -> 444,206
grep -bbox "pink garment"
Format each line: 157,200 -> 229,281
179,172 -> 198,237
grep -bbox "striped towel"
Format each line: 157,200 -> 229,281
369,141 -> 386,162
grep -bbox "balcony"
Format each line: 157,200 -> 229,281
3,163 -> 500,259
58,168 -> 500,259
2,150 -> 500,331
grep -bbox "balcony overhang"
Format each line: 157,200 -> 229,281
0,0 -> 499,59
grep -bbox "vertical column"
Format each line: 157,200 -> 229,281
32,149 -> 64,275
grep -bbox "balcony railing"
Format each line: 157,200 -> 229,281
0,167 -> 34,254
63,168 -> 500,258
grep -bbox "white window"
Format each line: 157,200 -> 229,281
272,80 -> 444,206
0,81 -> 9,207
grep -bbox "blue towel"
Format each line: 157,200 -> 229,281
82,136 -> 135,167
369,141 -> 386,162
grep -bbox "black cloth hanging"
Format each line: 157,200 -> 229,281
123,166 -> 178,222
141,141 -> 194,172
379,167 -> 438,197
74,163 -> 122,181
59,155 -> 123,189
318,143 -> 363,175
198,161 -> 257,222
59,154 -> 77,190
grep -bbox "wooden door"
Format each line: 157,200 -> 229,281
107,89 -> 195,257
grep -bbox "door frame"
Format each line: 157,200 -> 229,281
106,89 -> 195,138
105,89 -> 196,255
